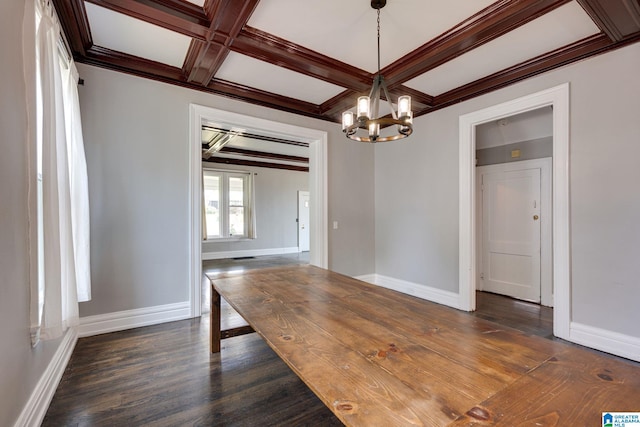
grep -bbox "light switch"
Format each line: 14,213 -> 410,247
333,221 -> 339,230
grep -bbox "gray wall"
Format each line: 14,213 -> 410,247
375,42 -> 640,338
77,63 -> 376,318
201,164 -> 308,254
375,112 -> 460,290
0,1 -> 64,425
476,136 -> 552,166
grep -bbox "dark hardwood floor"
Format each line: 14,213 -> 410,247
472,291 -> 554,339
43,256 -> 637,426
43,317 -> 341,427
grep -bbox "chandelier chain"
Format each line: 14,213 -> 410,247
377,9 -> 381,75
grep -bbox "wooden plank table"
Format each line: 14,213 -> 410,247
209,265 -> 640,426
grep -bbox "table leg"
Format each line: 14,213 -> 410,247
210,284 -> 221,353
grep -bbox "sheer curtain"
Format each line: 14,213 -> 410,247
32,0 -> 91,343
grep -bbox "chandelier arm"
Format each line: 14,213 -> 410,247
368,75 -> 381,119
379,77 -> 398,120
368,74 -> 380,100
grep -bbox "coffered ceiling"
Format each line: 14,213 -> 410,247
54,0 -> 640,124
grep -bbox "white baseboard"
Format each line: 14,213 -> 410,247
78,301 -> 191,338
14,328 -> 77,427
570,322 -> 640,362
355,274 -> 461,310
202,247 -> 299,260
355,274 -> 377,284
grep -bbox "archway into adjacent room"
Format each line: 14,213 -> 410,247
188,104 -> 328,318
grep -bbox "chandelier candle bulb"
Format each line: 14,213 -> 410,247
357,96 -> 370,120
342,111 -> 354,130
398,96 -> 412,118
399,111 -> 413,135
369,122 -> 380,140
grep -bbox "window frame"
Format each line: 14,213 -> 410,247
203,168 -> 251,241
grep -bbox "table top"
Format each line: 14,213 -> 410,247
210,265 -> 640,426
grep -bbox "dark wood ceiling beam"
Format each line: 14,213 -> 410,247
319,90 -> 362,121
206,79 -> 325,120
146,0 -> 205,19
86,0 -> 210,39
203,157 -> 309,172
576,0 -> 640,41
429,33 -> 640,115
202,126 -> 310,147
395,85 -> 435,110
218,147 -> 308,164
52,0 -> 93,55
184,39 -> 228,84
76,45 -> 330,121
82,46 -> 186,81
233,28 -> 436,119
184,0 -> 259,85
232,27 -> 371,91
382,0 -> 571,89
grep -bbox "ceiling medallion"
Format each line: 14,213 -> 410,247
341,0 -> 413,143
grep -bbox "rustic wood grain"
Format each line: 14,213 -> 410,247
210,265 -> 640,427
450,347 -> 640,426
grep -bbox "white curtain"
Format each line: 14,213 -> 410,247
62,59 -> 91,303
33,0 -> 91,343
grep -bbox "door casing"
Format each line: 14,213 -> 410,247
459,83 -> 570,340
189,104 -> 328,318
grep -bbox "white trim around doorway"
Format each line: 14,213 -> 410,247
458,83 -> 571,340
188,104 -> 328,318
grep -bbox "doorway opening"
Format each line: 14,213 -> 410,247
475,107 -> 553,308
458,83 -> 571,340
189,104 -> 328,318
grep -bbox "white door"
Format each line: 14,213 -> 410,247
298,191 -> 310,252
481,168 -> 541,302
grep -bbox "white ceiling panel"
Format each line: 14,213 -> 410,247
215,52 -> 346,104
184,0 -> 204,7
405,1 -> 600,96
247,0 -> 496,73
84,2 -> 192,68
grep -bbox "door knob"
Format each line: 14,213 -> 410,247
533,215 -> 539,220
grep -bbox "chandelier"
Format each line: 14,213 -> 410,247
341,0 -> 413,143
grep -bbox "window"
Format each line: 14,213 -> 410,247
203,169 -> 254,239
